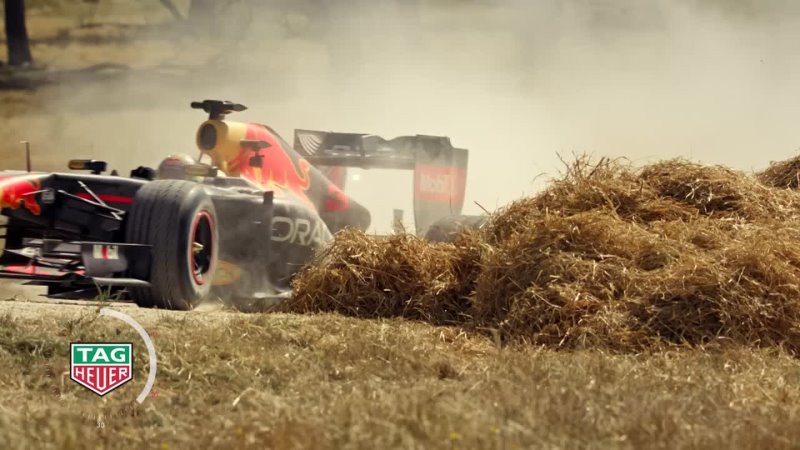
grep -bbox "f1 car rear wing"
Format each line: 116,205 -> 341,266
294,129 -> 468,235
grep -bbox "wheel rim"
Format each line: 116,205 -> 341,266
189,211 -> 215,285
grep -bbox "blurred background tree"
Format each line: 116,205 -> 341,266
4,0 -> 33,66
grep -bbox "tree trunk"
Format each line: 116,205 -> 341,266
4,0 -> 33,66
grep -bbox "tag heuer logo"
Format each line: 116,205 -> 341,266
70,343 -> 133,396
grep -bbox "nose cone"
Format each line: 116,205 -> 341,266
0,173 -> 46,216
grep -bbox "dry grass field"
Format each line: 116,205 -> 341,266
2,298 -> 800,450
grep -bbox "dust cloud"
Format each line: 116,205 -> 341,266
7,0 -> 800,232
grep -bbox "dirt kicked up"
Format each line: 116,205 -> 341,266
288,155 -> 800,354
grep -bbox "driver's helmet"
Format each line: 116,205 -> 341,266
157,154 -> 196,180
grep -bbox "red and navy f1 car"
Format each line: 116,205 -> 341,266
0,100 -> 479,310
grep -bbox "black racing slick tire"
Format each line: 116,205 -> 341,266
424,214 -> 488,242
125,180 -> 219,310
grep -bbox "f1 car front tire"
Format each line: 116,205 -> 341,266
125,180 -> 219,310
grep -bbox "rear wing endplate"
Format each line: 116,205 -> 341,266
294,129 -> 468,235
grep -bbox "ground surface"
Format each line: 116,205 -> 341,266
2,296 -> 800,450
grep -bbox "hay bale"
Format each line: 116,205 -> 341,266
482,197 -> 541,245
639,159 -> 795,220
531,157 -> 650,219
483,157 -> 698,245
757,154 -> 800,189
475,210 -> 800,351
288,155 -> 800,354
639,224 -> 800,349
286,229 -> 484,325
501,286 -> 649,351
473,212 -> 683,350
649,217 -> 731,251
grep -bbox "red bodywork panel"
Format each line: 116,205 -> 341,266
0,174 -> 43,216
0,263 -> 80,277
238,123 -> 314,206
234,123 -> 356,218
75,193 -> 134,204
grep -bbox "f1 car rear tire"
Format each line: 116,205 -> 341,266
424,214 -> 488,242
125,180 -> 219,310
